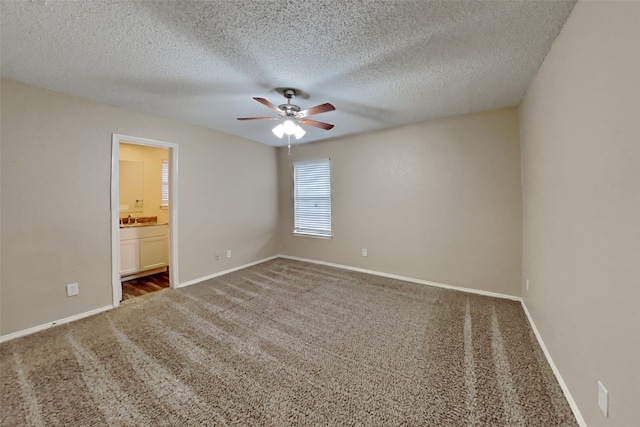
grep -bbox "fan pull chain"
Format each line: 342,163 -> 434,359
288,134 -> 291,155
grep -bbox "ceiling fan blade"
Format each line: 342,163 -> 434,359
299,118 -> 334,131
236,117 -> 279,121
253,97 -> 281,113
298,103 -> 336,118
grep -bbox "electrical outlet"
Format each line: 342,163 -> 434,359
215,253 -> 220,261
227,249 -> 231,258
362,248 -> 367,257
526,279 -> 530,291
66,283 -> 79,297
598,381 -> 608,417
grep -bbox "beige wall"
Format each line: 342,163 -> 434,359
520,1 -> 640,426
278,108 -> 522,296
119,143 -> 170,224
0,78 -> 280,336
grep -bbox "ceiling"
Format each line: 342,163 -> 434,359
0,0 -> 575,147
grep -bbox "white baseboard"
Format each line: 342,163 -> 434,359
278,255 -> 522,301
521,301 -> 587,427
120,266 -> 167,282
0,305 -> 114,343
177,255 -> 280,288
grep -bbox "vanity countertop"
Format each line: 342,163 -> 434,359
120,222 -> 168,229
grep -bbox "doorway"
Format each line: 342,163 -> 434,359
111,134 -> 179,308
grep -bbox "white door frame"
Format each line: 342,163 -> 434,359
111,133 -> 179,308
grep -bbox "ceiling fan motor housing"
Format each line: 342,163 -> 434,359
279,104 -> 301,116
279,89 -> 300,116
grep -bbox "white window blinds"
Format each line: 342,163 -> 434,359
293,159 -> 331,237
161,159 -> 169,207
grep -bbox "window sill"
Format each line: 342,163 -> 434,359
293,231 -> 332,240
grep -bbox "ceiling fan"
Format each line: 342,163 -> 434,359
237,89 -> 335,140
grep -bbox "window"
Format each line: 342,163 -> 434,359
293,159 -> 331,237
161,159 -> 169,207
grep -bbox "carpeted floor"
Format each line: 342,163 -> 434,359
0,259 -> 577,426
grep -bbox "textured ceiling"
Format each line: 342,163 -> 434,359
0,0 -> 575,147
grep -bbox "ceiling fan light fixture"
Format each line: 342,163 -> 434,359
294,125 -> 306,140
272,123 -> 285,138
282,120 -> 297,135
273,120 -> 306,139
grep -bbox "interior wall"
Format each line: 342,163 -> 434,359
0,78 -> 280,336
119,143 -> 169,223
519,1 -> 640,426
278,107 -> 522,296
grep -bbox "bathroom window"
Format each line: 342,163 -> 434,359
161,159 -> 169,207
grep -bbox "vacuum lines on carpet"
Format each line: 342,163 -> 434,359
0,259 -> 577,426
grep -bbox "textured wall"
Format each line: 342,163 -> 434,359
0,79 -> 280,336
278,108 -> 522,297
520,1 -> 640,426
